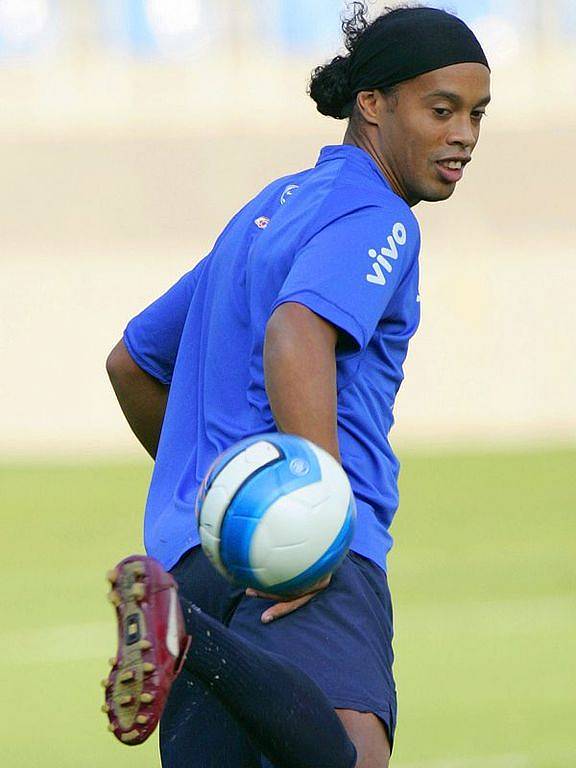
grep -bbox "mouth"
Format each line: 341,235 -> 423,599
435,157 -> 470,185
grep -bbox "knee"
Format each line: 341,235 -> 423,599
354,755 -> 389,768
336,709 -> 391,768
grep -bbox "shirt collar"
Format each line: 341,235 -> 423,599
317,144 -> 392,190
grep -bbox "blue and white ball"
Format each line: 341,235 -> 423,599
196,434 -> 356,595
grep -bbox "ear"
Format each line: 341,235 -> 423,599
355,90 -> 380,125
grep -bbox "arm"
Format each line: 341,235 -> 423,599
264,302 -> 341,462
248,302 -> 339,622
106,339 -> 168,460
109,265 -> 205,456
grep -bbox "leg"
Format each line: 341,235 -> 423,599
261,710 -> 391,768
173,548 -> 358,767
181,601 -> 358,768
336,710 -> 391,768
160,666 -> 260,768
103,550 -> 390,768
103,549 -> 262,765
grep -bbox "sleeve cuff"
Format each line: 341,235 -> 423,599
123,326 -> 172,385
271,290 -> 366,353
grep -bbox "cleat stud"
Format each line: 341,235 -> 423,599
139,640 -> 152,651
119,694 -> 133,706
101,704 -> 110,714
143,663 -> 155,674
140,692 -> 154,704
132,563 -> 146,577
108,657 -> 117,667
131,583 -> 145,601
106,568 -> 119,585
120,729 -> 140,743
107,723 -> 116,733
118,671 -> 135,683
101,678 -> 111,689
136,715 -> 149,725
107,590 -> 121,607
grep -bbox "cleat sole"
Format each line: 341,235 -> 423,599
102,555 -> 189,747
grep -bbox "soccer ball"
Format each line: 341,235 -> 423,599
196,434 -> 356,595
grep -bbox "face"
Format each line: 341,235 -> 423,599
361,63 -> 491,205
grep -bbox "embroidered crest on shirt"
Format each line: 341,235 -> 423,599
254,216 -> 270,229
366,222 -> 407,286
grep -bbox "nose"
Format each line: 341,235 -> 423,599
447,116 -> 478,151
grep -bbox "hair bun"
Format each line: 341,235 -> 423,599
309,55 -> 354,120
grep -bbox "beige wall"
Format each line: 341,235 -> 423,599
1,52 -> 575,456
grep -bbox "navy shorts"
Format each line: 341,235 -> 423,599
160,546 -> 397,768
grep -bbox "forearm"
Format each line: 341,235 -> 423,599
106,340 -> 168,459
264,303 -> 340,462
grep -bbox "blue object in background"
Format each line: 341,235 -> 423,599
563,0 -> 576,40
0,0 -> 58,58
420,0 -> 491,24
99,0 -> 213,57
254,0 -> 344,53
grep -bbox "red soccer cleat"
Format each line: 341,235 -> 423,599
102,555 -> 191,745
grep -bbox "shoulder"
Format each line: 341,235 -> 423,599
312,184 -> 420,258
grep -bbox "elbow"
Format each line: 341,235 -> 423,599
106,344 -> 121,383
106,340 -> 136,386
105,349 -> 116,381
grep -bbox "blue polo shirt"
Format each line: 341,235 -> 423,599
124,145 -> 421,572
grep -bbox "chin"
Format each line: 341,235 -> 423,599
419,184 -> 457,203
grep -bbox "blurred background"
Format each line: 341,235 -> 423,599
1,1 -> 574,766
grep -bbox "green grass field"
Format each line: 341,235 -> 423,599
1,447 -> 574,768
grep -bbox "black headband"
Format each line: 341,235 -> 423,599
344,8 -> 489,117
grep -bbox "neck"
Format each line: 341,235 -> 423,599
343,123 -> 418,207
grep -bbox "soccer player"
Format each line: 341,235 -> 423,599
102,5 -> 491,767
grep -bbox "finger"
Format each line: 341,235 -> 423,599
261,593 -> 314,624
245,588 -> 285,600
246,588 -> 312,601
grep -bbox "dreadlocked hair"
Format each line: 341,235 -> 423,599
308,2 -> 421,119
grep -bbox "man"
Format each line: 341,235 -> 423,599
102,5 -> 491,767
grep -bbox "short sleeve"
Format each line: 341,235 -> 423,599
123,262 -> 204,384
271,206 -> 418,352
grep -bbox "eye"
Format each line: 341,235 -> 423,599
471,110 -> 487,121
432,107 -> 452,117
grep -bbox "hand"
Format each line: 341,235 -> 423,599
245,574 -> 332,624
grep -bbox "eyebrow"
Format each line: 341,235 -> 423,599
424,89 -> 492,108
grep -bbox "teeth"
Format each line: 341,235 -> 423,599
446,161 -> 462,170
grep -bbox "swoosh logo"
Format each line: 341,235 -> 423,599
166,588 -> 179,658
